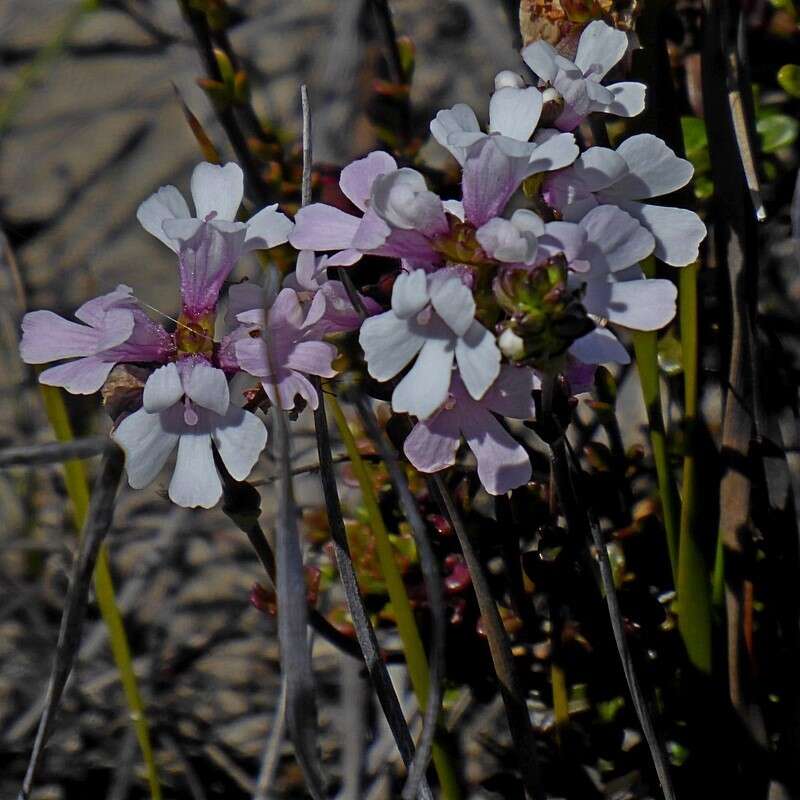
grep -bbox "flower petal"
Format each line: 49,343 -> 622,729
371,169 -> 448,237
391,269 -> 430,318
20,310 -> 101,363
264,370 -> 320,411
430,104 -> 481,165
212,405 -> 268,481
521,40 -> 559,84
290,204 -> 362,251
74,285 -> 135,326
482,365 -> 538,419
538,221 -> 589,267
339,151 -> 398,211
430,275 -> 475,336
527,131 -> 579,174
574,20 -> 628,79
460,404 -> 531,495
455,321 -> 501,400
391,335 -> 455,419
580,205 -> 655,272
169,428 -> 221,508
235,335 -> 269,378
617,200 -> 706,266
488,86 -> 543,141
403,412 -> 461,473
360,311 -> 424,381
462,138 -> 525,227
569,327 -> 630,364
177,222 -> 248,315
350,207 -> 392,251
286,340 -> 338,378
602,279 -> 677,330
143,363 -> 184,412
190,162 -> 244,221
606,134 -> 694,200
113,406 -> 181,490
39,356 -> 116,395
598,82 -> 647,119
573,146 -> 629,192
244,204 -> 294,251
136,185 -> 190,251
184,362 -> 230,415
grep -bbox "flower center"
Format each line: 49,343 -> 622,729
432,218 -> 489,267
175,311 -> 215,359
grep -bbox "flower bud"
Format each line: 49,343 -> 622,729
493,256 -> 594,368
494,70 -> 525,90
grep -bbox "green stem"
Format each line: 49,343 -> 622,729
328,395 -> 461,800
631,329 -> 680,586
38,385 -> 161,800
677,264 -> 713,672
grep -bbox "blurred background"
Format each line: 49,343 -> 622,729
2,1 -> 800,798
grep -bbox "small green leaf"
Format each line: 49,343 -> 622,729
657,332 -> 683,376
777,64 -> 800,98
757,113 -> 799,153
681,116 -> 710,175
693,175 -> 714,201
680,116 -> 708,156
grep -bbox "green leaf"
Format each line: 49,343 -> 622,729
777,64 -> 800,98
757,113 -> 800,153
693,175 -> 714,201
657,332 -> 683,376
680,116 -> 710,174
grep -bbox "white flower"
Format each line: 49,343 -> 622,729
371,169 -> 449,236
476,209 -> 545,265
559,205 -> 677,365
521,20 -> 646,131
544,133 -> 707,266
430,84 -> 577,174
359,269 -> 501,420
137,162 -> 293,315
113,360 -> 267,508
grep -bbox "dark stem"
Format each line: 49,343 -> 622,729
19,443 -> 125,800
544,412 -> 677,800
178,1 -> 275,207
353,394 -> 447,800
312,379 -> 432,799
369,0 -> 405,86
428,475 -> 543,799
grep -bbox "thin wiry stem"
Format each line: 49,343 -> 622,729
369,0 -> 405,85
0,437 -> 107,468
217,464 -> 371,661
19,444 -> 125,800
328,396 -> 461,799
178,0 -> 274,207
253,677 -> 288,800
540,379 -> 677,800
428,475 -> 543,799
353,395 -> 452,800
301,87 -> 430,797
270,399 -> 326,799
313,381 -> 432,799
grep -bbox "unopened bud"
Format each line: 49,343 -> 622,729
499,328 -> 526,360
494,70 -> 525,90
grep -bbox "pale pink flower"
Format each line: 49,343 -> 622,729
404,366 -> 538,495
20,285 -> 173,394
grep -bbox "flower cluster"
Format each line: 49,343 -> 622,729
20,163 -> 370,507
20,20 -> 705,504
289,19 -> 703,495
